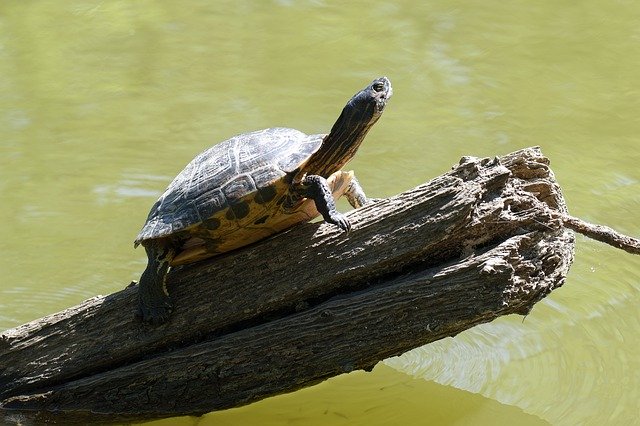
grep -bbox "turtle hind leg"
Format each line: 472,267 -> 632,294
136,241 -> 175,325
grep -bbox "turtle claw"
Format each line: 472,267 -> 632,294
329,212 -> 352,233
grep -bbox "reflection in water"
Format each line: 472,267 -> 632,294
182,364 -> 548,426
0,1 -> 639,425
92,173 -> 167,205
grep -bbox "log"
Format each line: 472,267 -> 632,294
0,147 -> 576,423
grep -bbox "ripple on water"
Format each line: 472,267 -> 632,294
0,273 -> 110,331
92,172 -> 168,205
386,248 -> 640,425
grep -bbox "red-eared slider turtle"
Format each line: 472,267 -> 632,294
135,76 -> 392,324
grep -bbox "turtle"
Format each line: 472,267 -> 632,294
134,76 -> 392,324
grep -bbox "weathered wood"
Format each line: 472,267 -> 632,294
0,147 -> 575,423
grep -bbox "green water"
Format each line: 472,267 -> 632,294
1,1 -> 639,424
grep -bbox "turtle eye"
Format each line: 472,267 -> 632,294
372,81 -> 385,92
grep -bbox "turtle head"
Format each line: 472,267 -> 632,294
299,77 -> 392,179
346,76 -> 393,125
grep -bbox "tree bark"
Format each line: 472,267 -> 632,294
0,147 -> 576,423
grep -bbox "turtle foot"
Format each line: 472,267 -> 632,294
329,212 -> 351,233
135,297 -> 173,325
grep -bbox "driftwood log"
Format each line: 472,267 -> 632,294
0,147 -> 578,423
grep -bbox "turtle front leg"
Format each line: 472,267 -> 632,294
299,174 -> 351,232
136,241 -> 175,325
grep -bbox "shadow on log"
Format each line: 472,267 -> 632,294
0,147 -> 576,424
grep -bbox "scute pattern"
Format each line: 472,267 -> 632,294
195,188 -> 226,221
135,127 -> 323,244
222,175 -> 256,200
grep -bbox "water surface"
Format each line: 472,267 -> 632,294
1,1 -> 639,425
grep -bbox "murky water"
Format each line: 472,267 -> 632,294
1,1 -> 639,424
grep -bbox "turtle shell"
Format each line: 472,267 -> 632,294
135,128 -> 323,250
